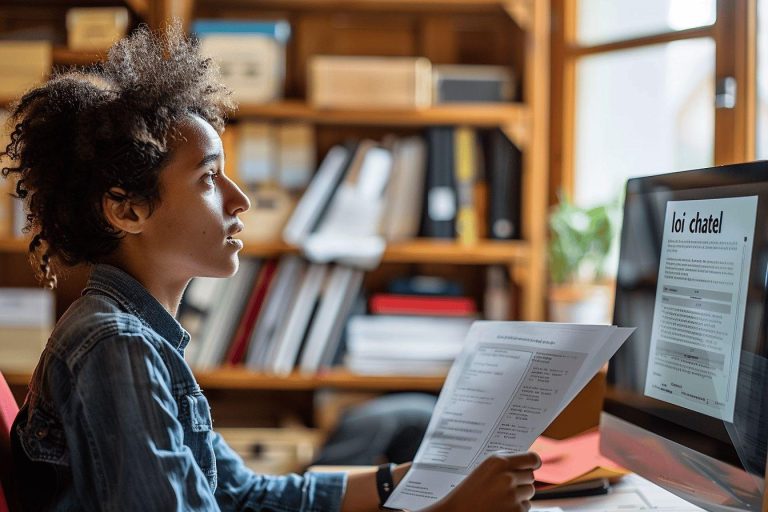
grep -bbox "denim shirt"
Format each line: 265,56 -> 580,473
11,264 -> 347,511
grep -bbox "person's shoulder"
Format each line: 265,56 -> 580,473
50,293 -> 160,367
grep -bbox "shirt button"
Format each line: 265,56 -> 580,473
35,427 -> 48,439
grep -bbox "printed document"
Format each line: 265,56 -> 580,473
645,197 -> 757,422
385,321 -> 634,511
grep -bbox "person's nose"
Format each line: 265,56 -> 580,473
225,176 -> 250,216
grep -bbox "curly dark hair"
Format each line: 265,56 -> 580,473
0,22 -> 235,288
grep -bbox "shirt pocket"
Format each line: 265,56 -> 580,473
16,405 -> 69,466
180,392 -> 217,490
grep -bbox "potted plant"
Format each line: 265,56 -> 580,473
548,195 -> 619,324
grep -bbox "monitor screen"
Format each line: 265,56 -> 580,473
601,161 -> 768,511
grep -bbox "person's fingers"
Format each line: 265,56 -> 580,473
511,469 -> 536,486
503,452 -> 542,470
513,483 -> 536,501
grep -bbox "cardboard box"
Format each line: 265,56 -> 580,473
66,7 -> 129,51
309,56 -> 432,110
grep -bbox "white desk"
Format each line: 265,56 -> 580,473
532,474 -> 705,511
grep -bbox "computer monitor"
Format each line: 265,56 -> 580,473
600,161 -> 768,511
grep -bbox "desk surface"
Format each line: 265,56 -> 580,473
532,474 -> 705,511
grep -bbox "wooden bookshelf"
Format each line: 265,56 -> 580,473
4,368 -> 445,391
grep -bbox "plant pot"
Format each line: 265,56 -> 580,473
548,282 -> 613,324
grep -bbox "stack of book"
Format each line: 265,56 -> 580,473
344,294 -> 476,376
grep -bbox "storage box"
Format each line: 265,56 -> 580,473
432,65 -> 514,103
0,288 -> 54,372
0,41 -> 51,101
66,7 -> 130,51
193,20 -> 290,104
309,56 -> 432,110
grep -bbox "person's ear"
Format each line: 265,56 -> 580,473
102,187 -> 151,234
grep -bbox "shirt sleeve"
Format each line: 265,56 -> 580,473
212,432 -> 347,512
67,331 -> 219,511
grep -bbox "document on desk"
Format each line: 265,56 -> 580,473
385,321 -> 634,511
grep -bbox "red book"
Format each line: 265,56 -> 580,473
369,294 -> 477,316
226,260 -> 278,365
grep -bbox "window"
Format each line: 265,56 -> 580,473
555,0 -> 753,209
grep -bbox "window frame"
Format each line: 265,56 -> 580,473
550,0 -> 756,204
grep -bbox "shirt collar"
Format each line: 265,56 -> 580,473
83,264 -> 190,351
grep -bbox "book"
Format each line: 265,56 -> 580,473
309,56 -> 432,110
225,260 -> 278,365
237,121 -> 276,186
454,126 -> 479,244
277,123 -> 315,191
194,259 -> 261,370
268,263 -> 328,375
387,275 -> 464,297
380,136 -> 427,241
298,265 -> 364,374
178,276 -> 228,365
421,127 -> 456,239
369,294 -> 477,317
484,129 -> 522,240
282,145 -> 353,246
245,255 -> 305,370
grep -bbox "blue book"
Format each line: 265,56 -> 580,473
191,19 -> 291,43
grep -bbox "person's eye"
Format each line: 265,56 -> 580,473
202,169 -> 220,185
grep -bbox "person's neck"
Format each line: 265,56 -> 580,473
99,251 -> 188,317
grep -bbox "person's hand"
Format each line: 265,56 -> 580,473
423,452 -> 541,512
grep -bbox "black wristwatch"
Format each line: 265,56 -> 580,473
376,462 -> 397,509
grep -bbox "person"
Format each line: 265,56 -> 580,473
1,24 -> 540,511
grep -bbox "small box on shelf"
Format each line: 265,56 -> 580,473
66,7 -> 130,52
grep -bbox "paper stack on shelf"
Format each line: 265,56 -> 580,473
344,315 -> 473,376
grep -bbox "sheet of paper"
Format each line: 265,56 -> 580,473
531,473 -> 705,511
645,196 -> 757,422
385,322 -> 634,511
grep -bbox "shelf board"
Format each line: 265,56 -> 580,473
0,237 -> 529,264
0,237 -> 29,253
5,368 -> 446,391
52,47 -> 104,66
199,0 -> 509,13
235,100 -> 528,130
381,239 -> 529,264
197,368 -> 446,391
